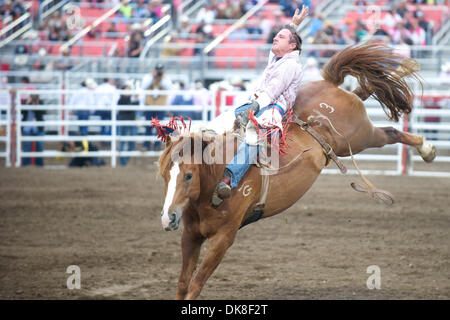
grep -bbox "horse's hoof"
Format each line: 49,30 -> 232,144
417,140 -> 436,163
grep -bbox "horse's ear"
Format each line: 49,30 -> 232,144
166,135 -> 172,146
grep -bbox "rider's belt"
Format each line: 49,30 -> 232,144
292,115 -> 347,174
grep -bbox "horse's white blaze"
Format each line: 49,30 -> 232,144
161,163 -> 180,228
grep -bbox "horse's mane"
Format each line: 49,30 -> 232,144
158,132 -> 221,177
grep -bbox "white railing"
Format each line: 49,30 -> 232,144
39,0 -> 70,24
409,94 -> 450,177
0,90 -> 11,167
13,89 -> 215,167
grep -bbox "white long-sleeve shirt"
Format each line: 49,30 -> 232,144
253,50 -> 303,111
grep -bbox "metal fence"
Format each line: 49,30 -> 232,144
0,90 -> 11,167
13,89 -> 215,167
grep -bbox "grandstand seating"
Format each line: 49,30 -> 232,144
343,4 -> 448,34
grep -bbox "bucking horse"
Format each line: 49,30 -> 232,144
153,44 -> 436,300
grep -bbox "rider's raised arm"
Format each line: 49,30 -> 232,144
291,5 -> 309,28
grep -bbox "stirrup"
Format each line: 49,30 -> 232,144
211,192 -> 223,207
211,179 -> 231,207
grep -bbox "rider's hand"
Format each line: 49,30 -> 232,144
292,5 -> 309,26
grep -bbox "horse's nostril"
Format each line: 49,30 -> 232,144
169,213 -> 176,222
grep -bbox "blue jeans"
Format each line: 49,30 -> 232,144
95,110 -> 111,135
226,142 -> 259,188
119,125 -> 137,166
77,111 -> 90,135
22,131 -> 44,166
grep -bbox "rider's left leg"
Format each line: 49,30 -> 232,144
211,142 -> 259,207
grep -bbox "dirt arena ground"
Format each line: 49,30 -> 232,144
0,161 -> 449,300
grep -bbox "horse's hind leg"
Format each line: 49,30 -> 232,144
371,126 -> 436,162
175,229 -> 205,300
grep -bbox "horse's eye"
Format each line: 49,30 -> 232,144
184,173 -> 193,181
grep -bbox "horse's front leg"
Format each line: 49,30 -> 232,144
175,229 -> 205,300
185,229 -> 238,300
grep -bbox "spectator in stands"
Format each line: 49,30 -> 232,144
307,13 -> 323,38
412,4 -> 425,19
48,26 -> 60,41
302,57 -> 322,82
310,30 -> 330,57
402,11 -> 413,30
171,81 -> 198,120
178,16 -> 192,39
334,29 -> 348,45
384,8 -> 403,31
323,21 -> 335,37
105,22 -> 119,39
48,11 -> 65,38
19,77 -> 34,104
438,62 -> 450,85
354,20 -> 368,42
145,1 -> 160,24
21,94 -> 45,167
149,0 -> 165,20
117,80 -> 139,166
141,63 -> 173,151
217,0 -> 242,19
280,0 -> 297,17
69,78 -> 97,135
12,0 -> 26,22
128,30 -> 143,58
31,48 -> 54,83
408,19 -> 426,57
390,22 -> 409,44
87,25 -> 102,39
133,0 -> 150,19
247,16 -> 263,38
95,78 -> 118,138
55,47 -> 74,71
396,1 -> 409,18
195,3 -> 217,24
119,1 -> 133,20
0,1 -> 14,19
161,32 -> 181,57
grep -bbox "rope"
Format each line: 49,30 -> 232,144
309,110 -> 395,205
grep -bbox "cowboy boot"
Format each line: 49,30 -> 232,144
211,169 -> 232,207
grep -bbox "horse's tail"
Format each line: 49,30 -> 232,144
321,43 -> 422,122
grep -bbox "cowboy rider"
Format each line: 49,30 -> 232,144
211,6 -> 309,206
